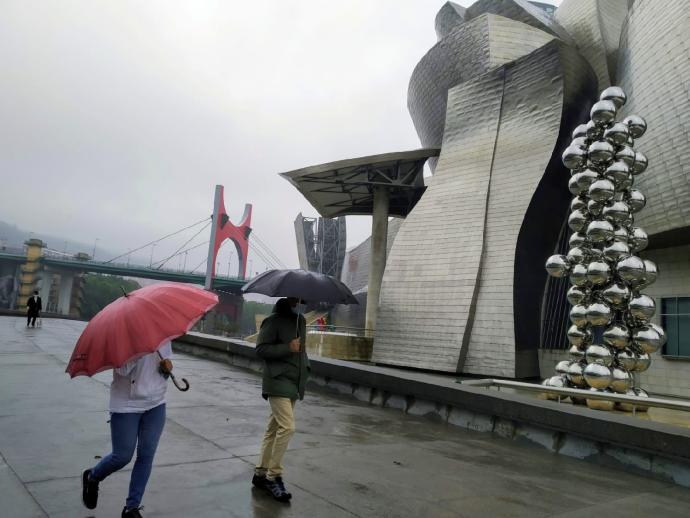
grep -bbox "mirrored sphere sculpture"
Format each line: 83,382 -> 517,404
545,255 -> 570,277
603,323 -> 631,349
583,363 -> 612,389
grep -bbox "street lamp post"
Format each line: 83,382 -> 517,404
149,243 -> 156,267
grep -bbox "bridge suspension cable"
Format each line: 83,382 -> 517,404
150,240 -> 209,269
249,233 -> 287,269
154,221 -> 211,270
103,217 -> 210,264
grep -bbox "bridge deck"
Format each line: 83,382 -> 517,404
1,316 -> 689,518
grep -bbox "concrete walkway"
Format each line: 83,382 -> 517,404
2,316 -> 690,518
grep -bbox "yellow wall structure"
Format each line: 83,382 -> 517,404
17,239 -> 45,309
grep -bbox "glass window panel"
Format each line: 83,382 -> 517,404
663,314 -> 679,356
678,316 -> 690,357
662,298 -> 678,315
678,297 -> 690,315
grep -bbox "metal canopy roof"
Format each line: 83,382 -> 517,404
279,148 -> 440,218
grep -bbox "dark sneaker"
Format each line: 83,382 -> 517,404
81,469 -> 99,510
274,477 -> 292,499
252,473 -> 267,488
264,478 -> 291,502
122,506 -> 144,517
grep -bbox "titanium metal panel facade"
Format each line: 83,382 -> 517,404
555,0 -> 629,89
408,14 -> 556,159
616,0 -> 690,242
374,41 -> 595,375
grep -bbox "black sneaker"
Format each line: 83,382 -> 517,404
122,506 -> 144,517
264,478 -> 291,502
274,477 -> 292,499
252,473 -> 267,488
81,469 -> 99,510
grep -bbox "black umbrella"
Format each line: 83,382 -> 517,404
241,269 -> 358,305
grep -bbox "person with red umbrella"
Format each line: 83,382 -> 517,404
67,283 -> 218,518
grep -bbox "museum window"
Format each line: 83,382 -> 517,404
661,297 -> 690,358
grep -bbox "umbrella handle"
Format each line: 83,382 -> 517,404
170,373 -> 190,392
157,350 -> 189,391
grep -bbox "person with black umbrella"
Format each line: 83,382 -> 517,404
242,269 -> 357,502
251,296 -> 309,502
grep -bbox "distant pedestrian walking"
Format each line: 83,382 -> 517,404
252,297 -> 309,502
26,290 -> 42,327
81,343 -> 173,518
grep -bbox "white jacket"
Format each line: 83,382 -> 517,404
109,342 -> 172,413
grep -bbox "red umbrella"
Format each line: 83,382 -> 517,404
66,283 -> 218,389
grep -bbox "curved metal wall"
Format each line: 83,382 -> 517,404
374,41 -> 594,376
616,0 -> 690,242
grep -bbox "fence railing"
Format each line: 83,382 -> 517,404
306,325 -> 370,337
460,378 -> 690,415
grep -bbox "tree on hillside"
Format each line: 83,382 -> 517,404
81,274 -> 141,320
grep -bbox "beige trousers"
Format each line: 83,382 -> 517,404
255,397 -> 296,479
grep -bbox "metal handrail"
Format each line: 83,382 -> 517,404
460,379 -> 690,414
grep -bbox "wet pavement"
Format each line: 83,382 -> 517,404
2,316 -> 690,518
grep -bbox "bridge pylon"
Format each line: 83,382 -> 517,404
205,185 -> 252,289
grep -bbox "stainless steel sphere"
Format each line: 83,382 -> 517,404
577,169 -> 600,191
629,227 -> 649,252
632,325 -> 662,354
586,388 -> 616,411
569,345 -> 586,362
641,259 -> 658,287
616,389 -> 639,412
601,282 -> 631,309
567,325 -> 592,348
568,173 -> 585,196
629,294 -> 656,321
604,122 -> 630,146
631,151 -> 648,175
568,209 -> 588,232
632,387 -> 650,412
569,231 -> 587,248
569,263 -> 590,287
586,301 -> 613,326
567,361 -> 586,386
571,196 -> 587,212
572,124 -> 589,140
562,145 -> 587,169
585,344 -> 614,366
567,285 -> 589,305
600,86 -> 627,108
587,260 -> 611,285
588,247 -> 604,261
570,304 -> 589,327
603,201 -> 630,225
623,115 -> 647,138
610,367 -> 633,393
648,323 -> 667,347
583,363 -> 612,389
633,352 -> 651,372
602,241 -> 630,263
567,246 -> 588,264
589,179 -> 616,202
587,199 -> 604,217
613,226 -> 629,243
590,100 -> 617,126
545,254 -> 571,278
586,120 -> 603,139
615,145 -> 636,167
604,161 -> 630,188
586,220 -> 614,243
603,322 -> 631,349
617,349 -> 637,371
555,360 -> 571,376
616,255 -> 646,285
571,136 -> 589,150
588,141 -> 615,165
626,189 -> 646,213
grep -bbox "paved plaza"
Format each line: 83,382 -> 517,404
2,317 -> 690,518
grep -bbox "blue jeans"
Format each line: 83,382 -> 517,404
91,404 -> 166,508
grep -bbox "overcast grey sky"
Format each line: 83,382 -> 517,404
0,0 -> 558,276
